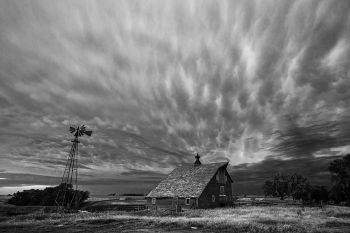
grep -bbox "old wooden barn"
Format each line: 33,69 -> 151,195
146,154 -> 233,209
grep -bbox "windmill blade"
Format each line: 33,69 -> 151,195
78,129 -> 84,136
69,126 -> 76,134
81,125 -> 86,131
84,130 -> 92,136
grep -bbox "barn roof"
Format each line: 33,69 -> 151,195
147,162 -> 229,198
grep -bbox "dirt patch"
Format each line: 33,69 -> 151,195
334,213 -> 350,218
322,221 -> 350,227
78,218 -> 118,225
256,219 -> 298,225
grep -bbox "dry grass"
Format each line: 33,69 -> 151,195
1,206 -> 350,232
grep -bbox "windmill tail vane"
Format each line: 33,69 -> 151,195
55,124 -> 92,210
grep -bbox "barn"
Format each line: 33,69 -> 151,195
146,154 -> 233,209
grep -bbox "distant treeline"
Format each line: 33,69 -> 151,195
121,193 -> 145,196
262,154 -> 350,205
108,193 -> 145,196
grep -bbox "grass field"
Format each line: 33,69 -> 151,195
0,205 -> 350,232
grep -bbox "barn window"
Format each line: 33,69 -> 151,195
152,198 -> 156,205
220,186 -> 225,195
186,198 -> 190,205
212,194 -> 215,203
224,173 -> 227,183
216,173 -> 219,182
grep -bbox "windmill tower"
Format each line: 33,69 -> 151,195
55,125 -> 92,209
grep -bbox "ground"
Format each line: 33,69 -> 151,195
1,205 -> 350,233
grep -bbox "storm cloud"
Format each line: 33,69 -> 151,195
0,0 -> 350,194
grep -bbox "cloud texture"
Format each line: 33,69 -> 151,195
0,0 -> 350,194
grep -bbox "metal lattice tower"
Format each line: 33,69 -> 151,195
55,125 -> 92,209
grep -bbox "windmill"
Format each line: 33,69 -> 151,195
55,125 -> 92,209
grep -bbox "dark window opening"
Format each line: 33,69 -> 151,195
220,186 -> 225,195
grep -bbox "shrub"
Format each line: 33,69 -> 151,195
8,183 -> 89,207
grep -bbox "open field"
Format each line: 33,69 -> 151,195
82,195 -> 147,212
1,206 -> 350,233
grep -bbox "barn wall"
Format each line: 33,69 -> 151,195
146,165 -> 233,209
198,167 -> 233,208
146,197 -> 197,209
146,197 -> 173,207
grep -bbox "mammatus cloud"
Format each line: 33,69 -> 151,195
269,117 -> 350,158
0,0 -> 349,194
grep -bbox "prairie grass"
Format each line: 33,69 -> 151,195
1,205 -> 350,232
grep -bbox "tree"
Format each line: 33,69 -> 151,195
262,173 -> 312,201
262,180 -> 274,197
328,154 -> 350,204
262,173 -> 291,200
290,173 -> 310,201
8,183 -> 89,207
291,181 -> 311,202
273,173 -> 290,200
310,186 -> 328,203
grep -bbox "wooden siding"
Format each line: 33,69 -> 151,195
198,167 -> 233,208
146,197 -> 197,209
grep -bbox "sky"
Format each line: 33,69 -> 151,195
1,0 -> 350,195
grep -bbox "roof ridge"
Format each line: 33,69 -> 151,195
179,161 -> 228,166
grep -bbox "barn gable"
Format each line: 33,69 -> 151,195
147,162 -> 230,198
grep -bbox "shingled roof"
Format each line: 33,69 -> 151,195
147,162 -> 229,198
